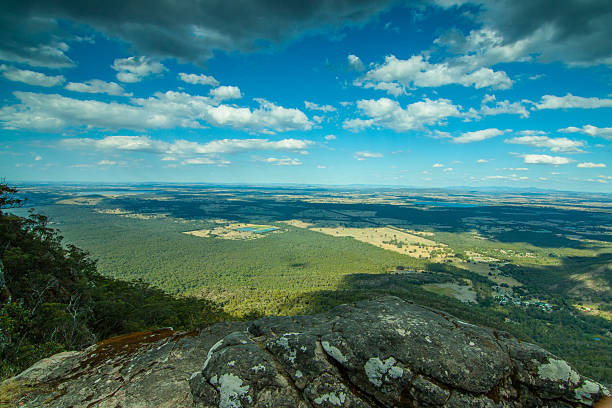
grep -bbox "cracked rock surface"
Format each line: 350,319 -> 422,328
2,296 -> 609,407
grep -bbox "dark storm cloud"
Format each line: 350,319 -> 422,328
466,0 -> 612,66
0,0 -> 397,67
0,8 -> 74,68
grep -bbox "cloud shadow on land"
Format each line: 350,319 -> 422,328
272,252 -> 612,385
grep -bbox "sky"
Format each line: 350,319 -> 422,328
0,0 -> 611,192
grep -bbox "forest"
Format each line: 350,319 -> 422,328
2,183 -> 612,385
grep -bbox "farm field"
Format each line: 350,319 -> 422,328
12,183 -> 612,384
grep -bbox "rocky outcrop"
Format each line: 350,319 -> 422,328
2,296 -> 609,407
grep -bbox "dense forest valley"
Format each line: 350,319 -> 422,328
2,183 -> 612,385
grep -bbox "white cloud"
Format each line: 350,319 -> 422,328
205,97 -> 312,132
34,155 -> 42,161
505,135 -> 584,153
522,154 -> 573,165
363,81 -> 405,97
63,135 -> 314,166
354,151 -> 383,160
0,91 -> 312,133
97,160 -> 117,166
324,134 -> 336,140
480,96 -> 529,118
65,79 -> 131,96
183,157 -> 230,166
452,128 -> 504,144
534,93 -> 612,110
304,101 -> 336,112
482,94 -> 496,103
0,64 -> 64,87
347,54 -> 365,71
433,163 -> 444,167
481,174 -> 529,181
178,73 -> 219,86
431,130 -> 451,139
577,162 -> 606,168
443,167 -> 454,172
477,159 -> 488,163
344,97 -> 461,132
0,91 -> 182,131
209,85 -> 242,101
111,56 -> 166,83
63,135 -> 313,155
559,125 -> 612,141
517,130 -> 547,136
355,54 -> 512,94
585,178 -> 608,184
258,157 -> 303,166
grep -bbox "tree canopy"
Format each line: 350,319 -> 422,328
0,183 -> 227,379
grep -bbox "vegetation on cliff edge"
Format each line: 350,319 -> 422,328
0,183 -> 228,380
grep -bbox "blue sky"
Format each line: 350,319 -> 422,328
0,1 -> 611,192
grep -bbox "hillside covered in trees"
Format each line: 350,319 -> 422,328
0,184 -> 228,380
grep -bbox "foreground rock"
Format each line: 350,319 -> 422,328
2,296 -> 609,407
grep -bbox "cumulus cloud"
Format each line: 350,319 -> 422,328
0,90 -> 312,133
534,93 -> 612,110
63,135 -> 314,166
559,125 -> 612,140
433,163 -> 444,167
344,97 -> 462,132
577,162 -> 606,168
355,54 -> 512,95
505,135 -> 584,153
178,73 -> 219,86
516,130 -> 547,136
0,1 -> 393,66
347,54 -> 365,71
481,174 -> 528,181
0,64 -> 64,87
522,154 -> 573,165
209,86 -> 242,101
452,128 -> 504,144
183,157 -> 230,166
111,56 -> 166,83
477,159 -> 488,163
354,151 -> 383,160
0,91 -> 183,131
65,79 -> 131,96
97,160 -> 117,165
257,157 -> 303,166
324,134 -> 336,140
365,81 -> 406,97
304,101 -> 336,112
480,95 -> 529,118
205,97 -> 312,132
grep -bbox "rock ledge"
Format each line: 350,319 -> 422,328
2,296 -> 609,407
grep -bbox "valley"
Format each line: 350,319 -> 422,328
12,183 -> 612,384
